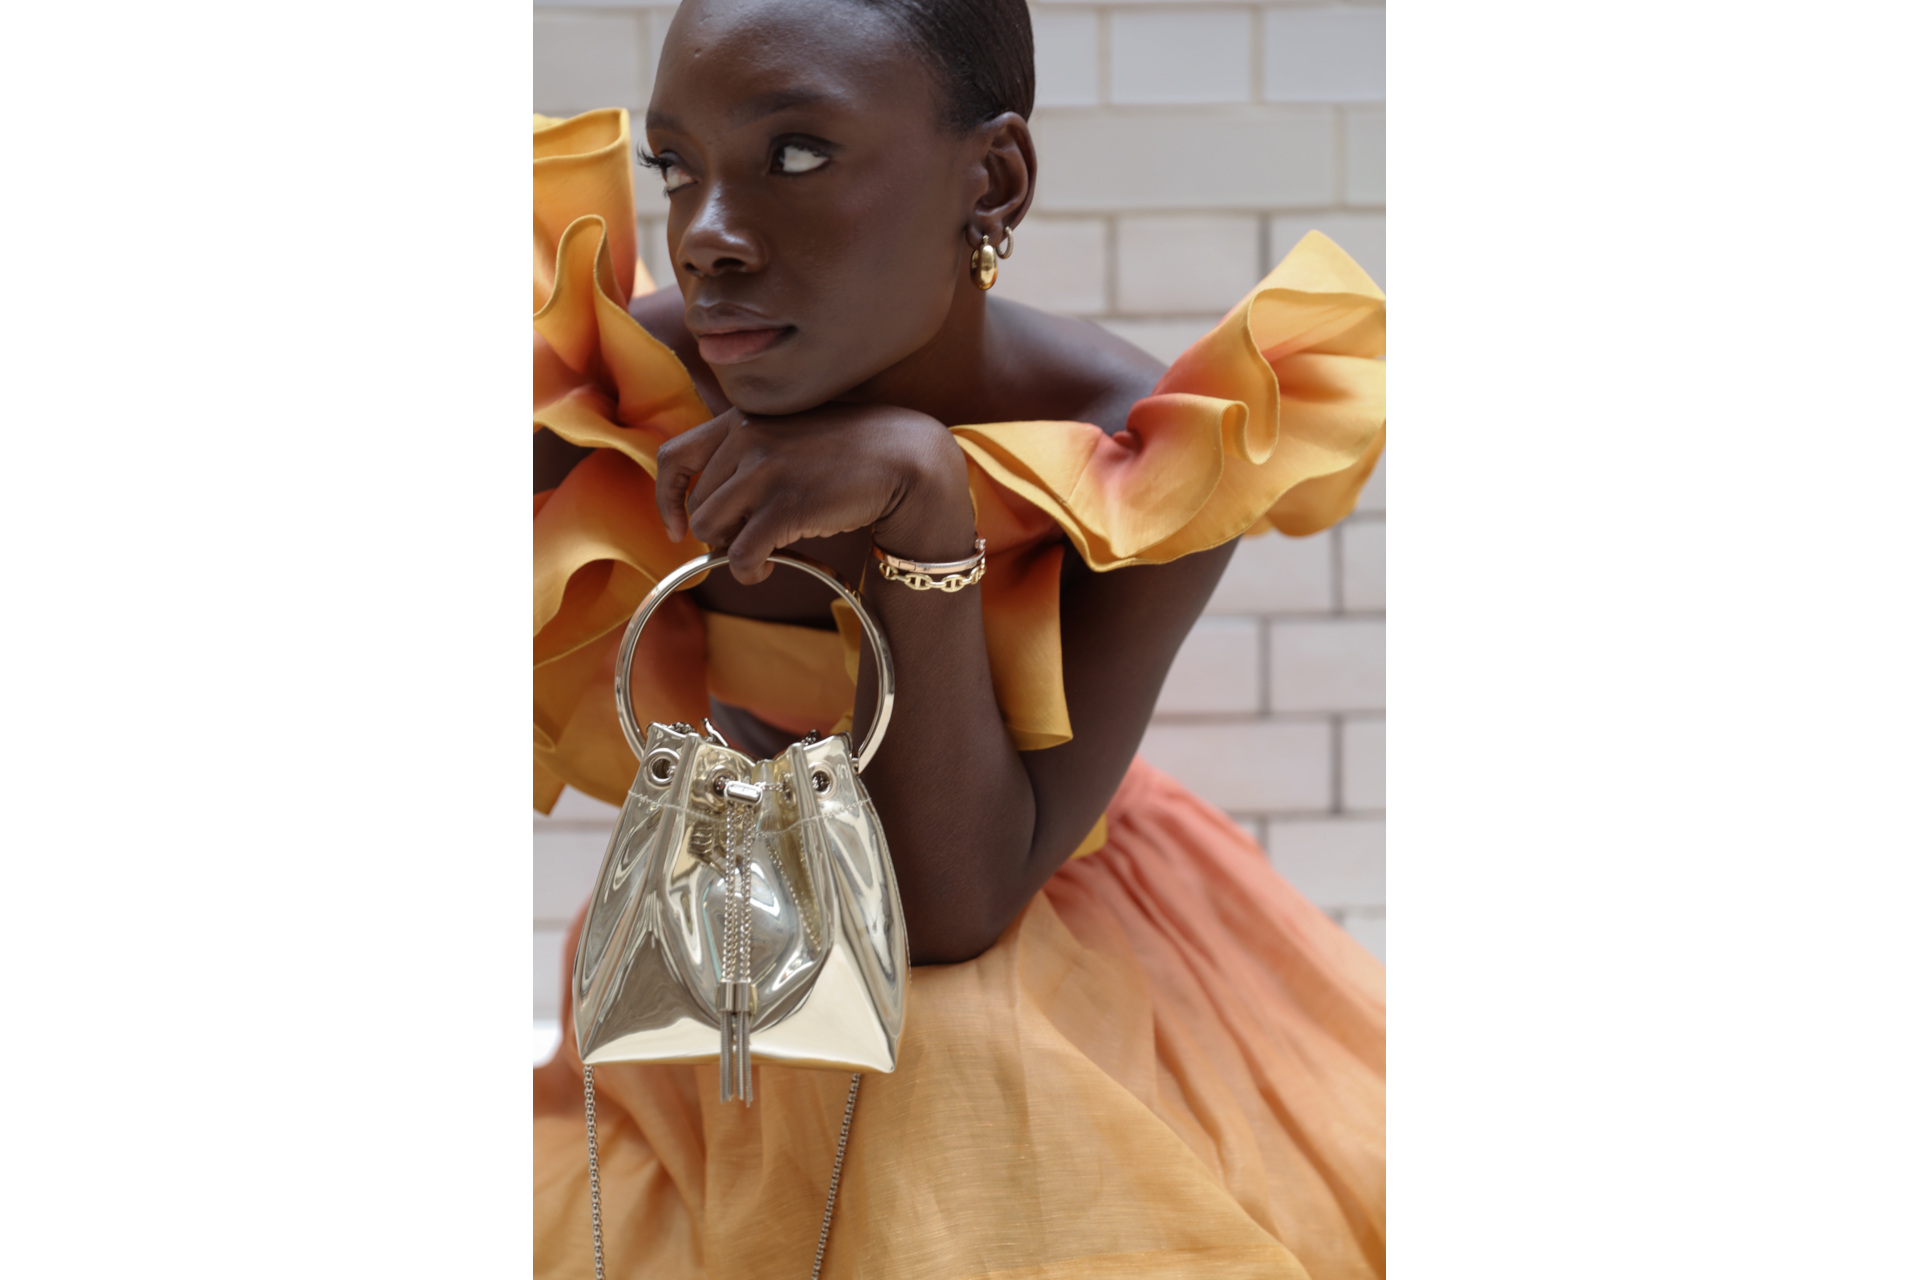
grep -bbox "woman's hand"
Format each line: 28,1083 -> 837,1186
654,402 -> 977,583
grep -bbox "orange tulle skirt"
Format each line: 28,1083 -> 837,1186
533,759 -> 1385,1278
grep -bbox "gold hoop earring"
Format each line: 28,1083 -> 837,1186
997,228 -> 1013,259
969,235 -> 999,290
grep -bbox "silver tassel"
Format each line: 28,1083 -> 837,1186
717,783 -> 757,1105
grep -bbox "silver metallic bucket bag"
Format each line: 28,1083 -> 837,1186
570,550 -> 910,1278
572,549 -> 909,1088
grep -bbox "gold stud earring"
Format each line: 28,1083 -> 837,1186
969,232 -> 999,290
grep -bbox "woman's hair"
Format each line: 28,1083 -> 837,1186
856,0 -> 1036,131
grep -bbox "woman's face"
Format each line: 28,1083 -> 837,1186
646,0 -> 978,415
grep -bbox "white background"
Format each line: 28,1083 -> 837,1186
7,1 -> 1919,1276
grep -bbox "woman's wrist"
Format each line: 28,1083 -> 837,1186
873,429 -> 977,563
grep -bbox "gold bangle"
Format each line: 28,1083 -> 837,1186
871,536 -> 987,593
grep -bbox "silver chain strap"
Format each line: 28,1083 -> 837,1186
809,1073 -> 863,1280
584,1064 -> 606,1280
584,1067 -> 864,1279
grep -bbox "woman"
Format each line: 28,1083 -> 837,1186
533,0 -> 1386,1275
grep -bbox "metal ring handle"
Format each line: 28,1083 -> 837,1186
613,551 -> 896,774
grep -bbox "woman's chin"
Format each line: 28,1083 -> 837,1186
712,332 -> 922,418
715,367 -> 845,419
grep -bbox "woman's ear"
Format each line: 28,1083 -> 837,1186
970,112 -> 1036,242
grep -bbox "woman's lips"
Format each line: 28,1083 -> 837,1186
696,326 -> 793,365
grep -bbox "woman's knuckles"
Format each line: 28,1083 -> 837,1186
652,405 -> 940,543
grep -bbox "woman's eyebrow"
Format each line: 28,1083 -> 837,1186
645,89 -> 847,138
730,87 -> 839,125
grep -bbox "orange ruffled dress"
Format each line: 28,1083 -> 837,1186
532,110 -> 1388,1280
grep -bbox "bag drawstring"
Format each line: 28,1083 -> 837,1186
718,782 -> 756,1105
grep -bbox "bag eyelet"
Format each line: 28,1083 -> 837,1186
643,748 -> 678,786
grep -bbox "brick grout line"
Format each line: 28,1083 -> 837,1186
1102,213 -> 1118,315
1331,522 -> 1347,613
1333,104 -> 1347,205
1248,6 -> 1264,105
1331,716 -> 1345,814
1095,8 -> 1111,106
1256,614 -> 1272,713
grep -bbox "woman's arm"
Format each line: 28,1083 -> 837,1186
653,404 -> 1235,964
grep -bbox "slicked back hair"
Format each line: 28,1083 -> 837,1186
854,0 -> 1036,130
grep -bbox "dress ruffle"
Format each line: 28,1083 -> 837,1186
954,233 -> 1384,563
531,109 -> 1386,810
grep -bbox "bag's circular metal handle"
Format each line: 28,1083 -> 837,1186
614,551 -> 896,774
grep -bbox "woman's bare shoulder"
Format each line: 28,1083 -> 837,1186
987,298 -> 1166,437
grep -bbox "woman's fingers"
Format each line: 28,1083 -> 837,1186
653,411 -> 737,541
683,465 -> 758,550
722,502 -> 800,585
686,464 -> 809,584
684,427 -> 747,515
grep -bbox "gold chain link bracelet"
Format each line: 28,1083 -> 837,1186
871,536 -> 986,593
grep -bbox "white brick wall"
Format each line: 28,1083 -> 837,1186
1343,103 -> 1386,206
532,4 -> 1388,1034
1115,214 -> 1263,314
1268,618 -> 1385,712
1156,616 -> 1263,714
531,10 -> 648,115
1205,524 -> 1335,613
1267,816 -> 1385,907
1092,316 -> 1218,365
1031,9 -> 1101,107
1139,719 -> 1334,812
1109,9 -> 1254,104
1264,8 -> 1386,103
1269,210 -> 1385,286
1340,516 -> 1386,610
995,217 -> 1109,314
1033,109 -> 1338,211
533,788 -> 623,1022
1340,716 -> 1386,812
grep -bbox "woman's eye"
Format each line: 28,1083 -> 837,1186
773,144 -> 828,175
661,163 -> 693,193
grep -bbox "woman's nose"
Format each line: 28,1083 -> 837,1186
676,187 -> 767,279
